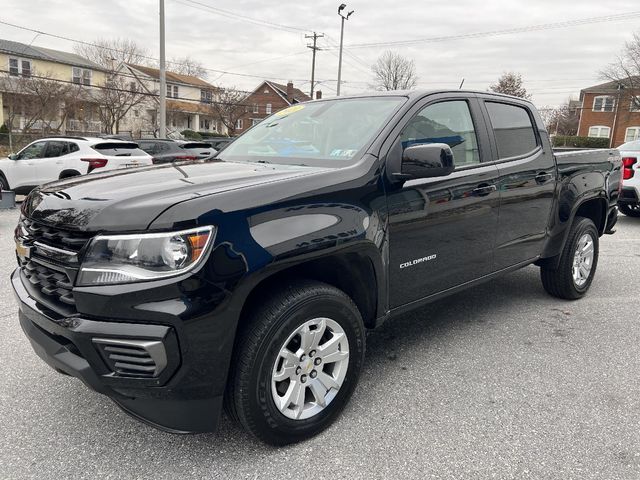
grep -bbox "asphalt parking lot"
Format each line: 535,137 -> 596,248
1,206 -> 639,480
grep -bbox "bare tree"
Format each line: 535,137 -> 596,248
542,99 -> 580,136
169,56 -> 208,79
371,51 -> 418,91
0,72 -> 84,134
600,31 -> 640,121
96,70 -> 150,134
73,38 -> 150,69
489,72 -> 532,99
209,87 -> 247,136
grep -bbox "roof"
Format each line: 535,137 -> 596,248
126,63 -> 216,89
265,81 -> 311,104
581,77 -> 640,95
166,99 -> 213,114
0,39 -> 104,70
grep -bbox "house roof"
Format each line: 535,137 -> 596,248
126,63 -> 217,89
166,99 -> 213,114
581,76 -> 640,95
0,39 -> 104,70
265,81 -> 311,104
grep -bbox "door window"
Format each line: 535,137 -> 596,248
485,102 -> 538,159
401,100 -> 480,166
44,141 -> 67,158
17,142 -> 47,160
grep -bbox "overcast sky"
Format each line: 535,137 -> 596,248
1,0 -> 639,106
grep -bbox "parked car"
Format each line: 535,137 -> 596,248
175,140 -> 217,158
617,139 -> 640,217
12,91 -> 621,445
203,137 -> 233,151
137,139 -> 215,164
0,137 -> 153,194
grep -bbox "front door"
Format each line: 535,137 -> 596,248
386,96 -> 500,308
13,141 -> 47,190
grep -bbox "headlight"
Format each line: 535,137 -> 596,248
77,226 -> 215,286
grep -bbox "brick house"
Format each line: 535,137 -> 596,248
235,80 -> 312,134
577,77 -> 640,147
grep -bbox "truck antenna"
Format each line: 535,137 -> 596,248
459,78 -> 465,89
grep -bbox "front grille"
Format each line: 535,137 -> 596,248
17,217 -> 94,316
93,338 -> 168,378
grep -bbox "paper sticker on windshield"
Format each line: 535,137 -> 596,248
275,105 -> 305,116
330,149 -> 357,158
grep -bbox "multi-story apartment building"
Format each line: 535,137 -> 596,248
0,39 -> 107,134
577,77 -> 640,146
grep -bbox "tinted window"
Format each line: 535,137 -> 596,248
486,102 -> 538,159
401,100 -> 480,166
91,142 -> 147,157
68,142 -> 79,153
45,141 -> 67,158
17,142 -> 46,160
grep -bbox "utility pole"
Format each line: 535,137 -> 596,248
159,0 -> 167,138
336,4 -> 354,96
306,32 -> 324,99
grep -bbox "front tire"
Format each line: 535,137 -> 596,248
225,281 -> 365,445
0,175 -> 9,191
619,203 -> 640,218
541,216 -> 599,300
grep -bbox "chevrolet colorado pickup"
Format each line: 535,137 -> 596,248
12,91 -> 622,445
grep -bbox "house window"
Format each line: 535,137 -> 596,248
252,119 -> 259,126
134,109 -> 139,117
264,89 -> 269,93
9,58 -> 31,77
201,89 -> 212,103
253,104 -> 259,113
592,96 -> 615,112
588,126 -> 611,138
630,96 -> 640,112
72,67 -> 92,85
625,127 -> 640,142
266,103 -> 272,114
129,82 -> 137,92
166,84 -> 172,97
173,85 -> 179,98
236,119 -> 243,130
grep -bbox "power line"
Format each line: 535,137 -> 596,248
331,11 -> 640,50
172,0 -> 311,34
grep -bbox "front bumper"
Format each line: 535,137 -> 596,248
12,268 -> 224,433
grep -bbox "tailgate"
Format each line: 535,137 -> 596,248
91,142 -> 153,168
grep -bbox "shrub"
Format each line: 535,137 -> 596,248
181,129 -> 202,140
552,135 -> 609,149
199,131 -> 228,138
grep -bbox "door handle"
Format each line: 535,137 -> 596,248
535,172 -> 553,184
472,184 -> 497,196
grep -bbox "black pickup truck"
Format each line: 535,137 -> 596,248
12,91 -> 622,445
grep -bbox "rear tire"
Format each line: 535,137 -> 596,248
540,216 -> 599,300
619,203 -> 640,218
225,281 -> 365,445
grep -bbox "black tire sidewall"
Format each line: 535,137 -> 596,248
247,290 -> 364,443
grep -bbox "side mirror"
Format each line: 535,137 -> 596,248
8,154 -> 17,160
397,143 -> 455,180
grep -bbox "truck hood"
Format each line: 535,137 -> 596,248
24,160 -> 327,231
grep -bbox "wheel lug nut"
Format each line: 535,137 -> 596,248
301,374 -> 307,383
309,350 -> 316,357
295,366 -> 301,375
310,370 -> 317,378
314,358 -> 321,365
300,354 -> 306,362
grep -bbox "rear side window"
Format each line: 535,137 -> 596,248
92,142 -> 147,157
486,102 -> 538,159
181,142 -> 211,149
45,141 -> 67,158
68,142 -> 79,153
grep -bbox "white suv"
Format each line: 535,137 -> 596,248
0,137 -> 153,194
619,139 -> 640,217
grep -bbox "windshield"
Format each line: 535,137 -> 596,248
619,140 -> 640,151
218,97 -> 405,167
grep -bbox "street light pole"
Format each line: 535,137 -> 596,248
159,0 -> 167,138
336,4 -> 353,96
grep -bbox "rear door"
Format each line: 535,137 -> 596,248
91,142 -> 152,169
479,97 -> 557,269
386,94 -> 500,308
39,140 -> 69,184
